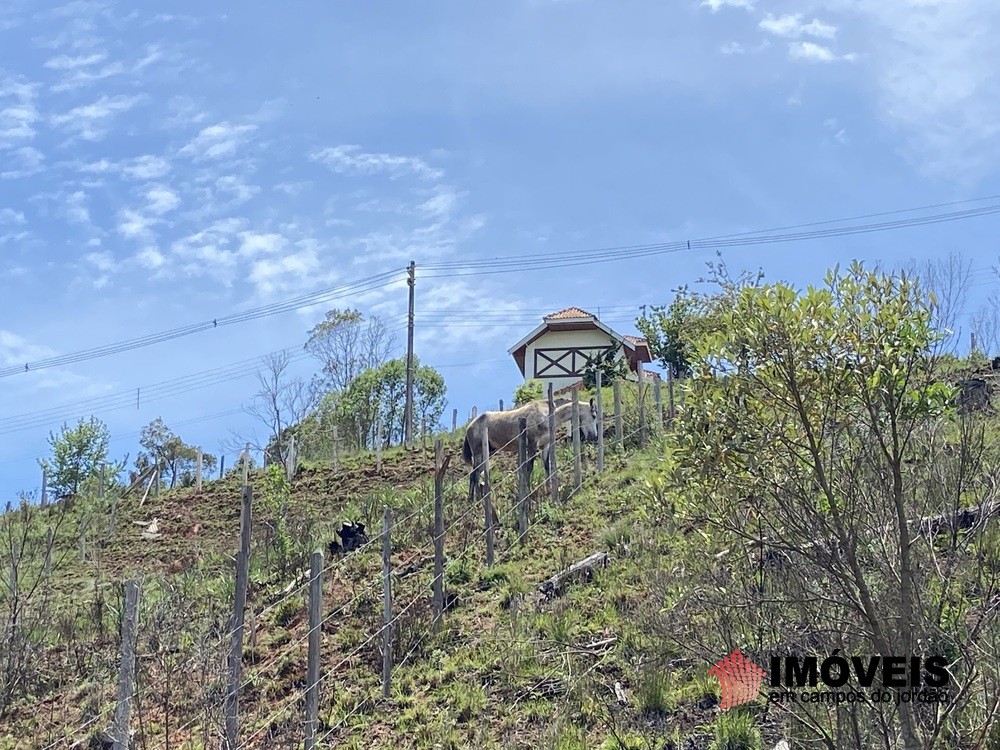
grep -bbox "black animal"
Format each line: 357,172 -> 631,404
992,356 -> 1000,371
328,521 -> 369,556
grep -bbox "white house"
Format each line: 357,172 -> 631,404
507,307 -> 654,396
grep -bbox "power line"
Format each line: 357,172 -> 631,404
0,349 -> 312,436
423,202 -> 1000,277
0,269 -> 402,380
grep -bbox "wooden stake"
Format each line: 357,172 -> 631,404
111,580 -> 140,750
304,549 -> 323,750
517,418 -> 529,545
40,468 -> 47,508
654,377 -> 663,430
481,426 -> 494,567
547,383 -> 558,504
223,483 -> 252,749
375,420 -> 383,473
381,506 -> 393,698
667,367 -> 676,423
613,380 -> 622,449
432,439 -> 446,629
471,406 -> 477,421
332,427 -> 339,472
596,370 -> 605,473
571,389 -> 582,492
637,361 -> 647,447
451,408 -> 457,432
195,448 -> 203,493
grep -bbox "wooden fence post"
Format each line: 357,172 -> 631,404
547,383 -> 558,504
242,443 -> 250,487
667,367 -> 676,423
451,408 -> 458,432
219,455 -> 225,479
375,420 -> 383,474
304,549 -> 323,750
432,439 -> 446,629
637,362 -> 647,447
111,580 -> 140,750
571,389 -> 582,491
285,434 -> 297,482
517,418 -> 529,545
481,427 -> 494,567
44,527 -> 53,583
195,448 -> 203,493
471,406 -> 478,421
223,478 -> 253,749
596,370 -> 605,473
499,398 -> 504,411
332,427 -> 339,472
382,506 -> 393,698
40,468 -> 47,508
654,378 -> 663,430
421,417 -> 427,451
613,380 -> 622,449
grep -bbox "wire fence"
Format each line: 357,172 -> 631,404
25,381 -> 671,749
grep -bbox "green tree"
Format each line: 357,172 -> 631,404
304,308 -> 396,394
636,257 -> 763,378
38,417 -> 111,496
513,379 -> 543,406
661,262 -> 995,748
581,344 -> 630,390
330,358 -> 447,449
138,418 -> 216,489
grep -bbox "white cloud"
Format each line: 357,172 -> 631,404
0,208 -> 25,225
701,0 -> 754,11
123,155 -> 171,180
238,231 -> 286,257
64,191 -> 91,224
247,241 -> 326,296
312,145 -> 444,181
145,185 -> 180,214
788,41 -> 844,63
760,13 -> 836,39
838,0 -> 1000,177
0,330 -> 55,367
0,79 -> 39,148
80,154 -> 171,180
50,94 -> 145,140
179,122 -> 257,161
84,249 -> 115,271
134,247 -> 166,269
117,208 -> 157,240
721,42 -> 745,55
43,52 -> 105,70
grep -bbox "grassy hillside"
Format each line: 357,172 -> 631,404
0,410 -> 773,750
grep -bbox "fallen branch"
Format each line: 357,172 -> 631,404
538,551 -> 609,599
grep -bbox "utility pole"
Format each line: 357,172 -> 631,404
404,260 -> 416,448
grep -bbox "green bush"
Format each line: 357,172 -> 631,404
711,710 -> 762,750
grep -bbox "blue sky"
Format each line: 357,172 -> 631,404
2,0 -> 1000,499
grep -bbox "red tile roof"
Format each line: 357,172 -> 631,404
544,307 -> 596,320
623,334 -> 648,345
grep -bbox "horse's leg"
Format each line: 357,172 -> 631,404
467,453 -> 479,505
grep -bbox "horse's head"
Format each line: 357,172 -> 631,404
579,398 -> 600,443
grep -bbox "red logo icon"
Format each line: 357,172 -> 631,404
708,648 -> 766,710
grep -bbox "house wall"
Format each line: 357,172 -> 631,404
525,328 -> 630,395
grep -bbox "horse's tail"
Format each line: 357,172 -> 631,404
462,432 -> 473,464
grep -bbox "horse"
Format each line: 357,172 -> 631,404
461,397 -> 599,502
